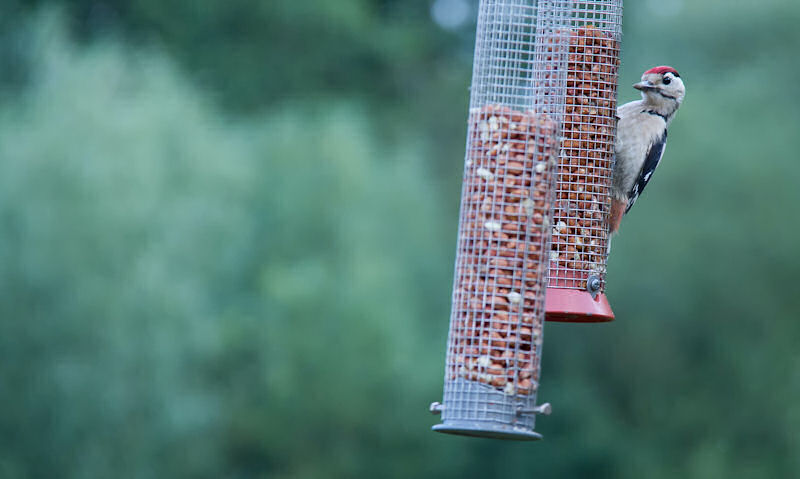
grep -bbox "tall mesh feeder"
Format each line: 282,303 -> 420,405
430,0 -> 566,441
545,0 -> 622,322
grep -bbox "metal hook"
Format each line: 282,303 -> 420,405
516,402 -> 552,416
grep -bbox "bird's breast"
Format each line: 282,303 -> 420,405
613,112 -> 666,192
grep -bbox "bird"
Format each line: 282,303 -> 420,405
609,65 -> 685,234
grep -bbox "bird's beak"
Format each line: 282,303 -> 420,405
633,81 -> 656,91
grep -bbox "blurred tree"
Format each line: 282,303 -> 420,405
0,12 -> 459,477
0,0 -> 475,187
0,0 -> 468,111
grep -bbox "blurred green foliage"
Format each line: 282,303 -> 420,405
0,1 -> 799,478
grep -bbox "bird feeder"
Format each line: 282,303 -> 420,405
431,0 -> 623,440
545,1 -> 621,322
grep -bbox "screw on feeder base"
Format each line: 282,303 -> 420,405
587,275 -> 602,300
429,402 -> 442,415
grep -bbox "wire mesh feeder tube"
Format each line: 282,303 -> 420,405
432,0 -> 566,441
545,1 -> 622,323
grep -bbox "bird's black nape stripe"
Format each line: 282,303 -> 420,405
646,110 -> 669,121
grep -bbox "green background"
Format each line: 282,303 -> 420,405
1,1 -> 798,477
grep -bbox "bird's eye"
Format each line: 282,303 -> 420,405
663,77 -> 672,85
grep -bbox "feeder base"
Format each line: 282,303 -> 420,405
432,422 -> 543,441
545,288 -> 614,322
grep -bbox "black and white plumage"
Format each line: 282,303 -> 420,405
609,66 -> 685,233
626,128 -> 666,213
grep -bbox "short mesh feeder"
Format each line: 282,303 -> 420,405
545,1 -> 622,323
430,0 -> 574,441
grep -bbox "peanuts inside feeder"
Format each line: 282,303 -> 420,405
431,0 -> 623,441
545,22 -> 621,323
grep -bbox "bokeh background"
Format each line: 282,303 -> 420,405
1,0 -> 799,477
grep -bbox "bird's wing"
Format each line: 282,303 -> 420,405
625,130 -> 667,213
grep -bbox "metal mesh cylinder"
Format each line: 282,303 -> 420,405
545,1 -> 622,322
432,0 -> 571,441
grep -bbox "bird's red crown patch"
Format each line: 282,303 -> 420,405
644,66 -> 680,77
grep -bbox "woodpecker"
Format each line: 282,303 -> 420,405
609,66 -> 685,233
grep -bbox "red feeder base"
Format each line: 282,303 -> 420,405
545,288 -> 615,323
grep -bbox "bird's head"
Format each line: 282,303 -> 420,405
634,66 -> 685,108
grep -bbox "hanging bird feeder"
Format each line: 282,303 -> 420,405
545,1 -> 622,323
430,0 -> 623,440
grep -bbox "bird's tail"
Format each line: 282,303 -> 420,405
608,198 -> 627,234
